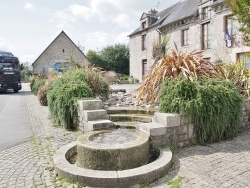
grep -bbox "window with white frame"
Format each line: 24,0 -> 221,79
202,22 -> 211,49
182,29 -> 189,46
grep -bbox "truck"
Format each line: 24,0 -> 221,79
0,50 -> 22,93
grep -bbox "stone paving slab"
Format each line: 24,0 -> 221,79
0,87 -> 250,187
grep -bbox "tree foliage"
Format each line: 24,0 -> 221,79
227,0 -> 250,45
20,64 -> 32,81
86,50 -> 105,68
86,43 -> 129,75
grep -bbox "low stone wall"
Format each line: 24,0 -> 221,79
138,113 -> 195,148
138,99 -> 250,149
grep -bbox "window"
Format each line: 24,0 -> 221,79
202,22 -> 211,49
238,52 -> 250,68
142,21 -> 147,29
202,7 -> 210,20
141,34 -> 146,51
226,15 -> 239,36
54,62 -> 71,72
142,59 -> 147,76
182,29 -> 189,46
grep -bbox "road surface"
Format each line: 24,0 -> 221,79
0,83 -> 33,151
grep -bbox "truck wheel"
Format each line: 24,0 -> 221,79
14,90 -> 19,93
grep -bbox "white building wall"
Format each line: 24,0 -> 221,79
129,28 -> 159,82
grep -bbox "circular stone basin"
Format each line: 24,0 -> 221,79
77,129 -> 149,170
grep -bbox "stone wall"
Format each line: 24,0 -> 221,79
241,98 -> 250,130
33,31 -> 89,74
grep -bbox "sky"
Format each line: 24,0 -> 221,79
0,0 -> 180,63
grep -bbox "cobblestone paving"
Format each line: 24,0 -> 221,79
1,89 -> 250,188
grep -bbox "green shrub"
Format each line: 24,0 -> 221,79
47,76 -> 93,129
32,79 -> 45,95
159,77 -> 243,144
37,72 -> 59,106
64,68 -> 110,101
37,84 -> 47,106
30,76 -> 36,90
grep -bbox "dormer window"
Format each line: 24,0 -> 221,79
202,7 -> 210,20
142,21 -> 147,29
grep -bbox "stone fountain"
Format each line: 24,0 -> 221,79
54,100 -> 173,187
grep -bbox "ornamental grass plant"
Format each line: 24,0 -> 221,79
136,49 -> 224,105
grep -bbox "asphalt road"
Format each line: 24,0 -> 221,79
0,84 -> 33,151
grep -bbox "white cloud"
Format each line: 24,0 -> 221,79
49,10 -> 76,29
24,3 -> 35,11
20,54 -> 36,63
68,4 -> 93,21
57,0 -> 147,28
0,38 -> 15,52
83,31 -> 129,52
113,13 -> 134,29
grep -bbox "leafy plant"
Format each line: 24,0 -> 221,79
224,60 -> 250,97
152,35 -> 169,62
32,79 -> 45,95
30,74 -> 47,91
120,75 -> 130,80
136,49 -> 224,105
47,75 -> 93,129
69,64 -> 110,101
159,77 -> 243,144
37,72 -> 59,106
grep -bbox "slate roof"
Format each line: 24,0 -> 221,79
128,3 -> 179,37
158,0 -> 200,29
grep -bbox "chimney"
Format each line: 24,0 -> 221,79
148,9 -> 158,16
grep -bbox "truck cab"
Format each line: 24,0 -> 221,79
0,50 -> 22,93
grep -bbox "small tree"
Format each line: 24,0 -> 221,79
227,0 -> 250,45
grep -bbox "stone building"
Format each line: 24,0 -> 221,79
32,31 -> 89,75
129,0 -> 250,82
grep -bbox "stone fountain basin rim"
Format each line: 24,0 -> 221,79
53,141 -> 172,187
77,129 -> 149,149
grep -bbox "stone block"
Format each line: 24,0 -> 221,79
138,122 -> 167,136
153,112 -> 181,127
83,109 -> 109,121
88,120 -> 113,131
78,100 -> 104,110
178,134 -> 188,142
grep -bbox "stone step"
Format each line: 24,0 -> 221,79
83,109 -> 109,121
109,114 -> 153,123
138,122 -> 167,136
78,100 -> 104,110
85,120 -> 114,132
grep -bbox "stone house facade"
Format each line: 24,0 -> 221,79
129,0 -> 250,82
32,31 -> 89,75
